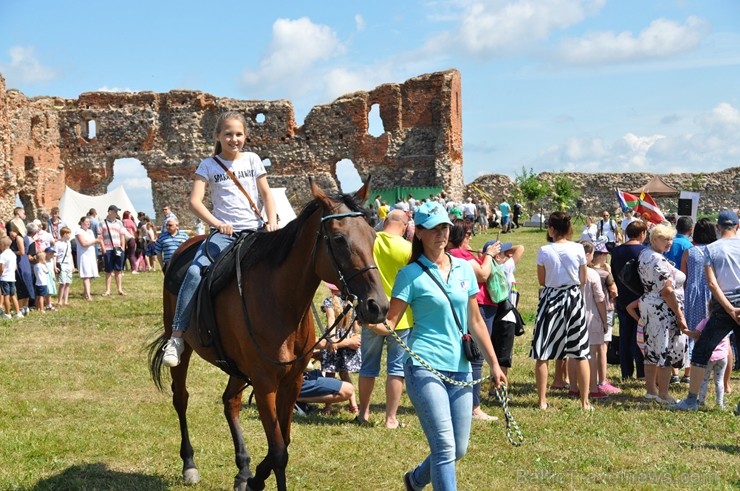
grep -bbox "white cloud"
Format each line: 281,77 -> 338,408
355,14 -> 366,32
97,86 -> 135,93
0,46 -> 57,85
530,102 -> 740,173
555,16 -> 709,66
241,17 -> 346,96
421,0 -> 606,59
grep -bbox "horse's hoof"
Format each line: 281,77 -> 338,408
183,467 -> 201,485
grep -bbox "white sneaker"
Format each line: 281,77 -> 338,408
13,312 -> 24,318
162,337 -> 185,367
2,313 -> 10,319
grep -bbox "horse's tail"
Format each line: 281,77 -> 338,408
148,332 -> 170,392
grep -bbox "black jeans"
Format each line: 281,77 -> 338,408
616,305 -> 645,379
691,298 -> 740,368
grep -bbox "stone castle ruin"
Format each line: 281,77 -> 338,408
3,66 -> 738,226
0,70 -> 463,226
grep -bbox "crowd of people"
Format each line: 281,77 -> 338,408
0,204 -> 190,317
5,108 -> 739,490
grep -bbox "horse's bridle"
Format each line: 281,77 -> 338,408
313,211 -> 379,305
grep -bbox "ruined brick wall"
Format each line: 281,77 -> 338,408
467,168 -> 740,216
0,70 -> 463,226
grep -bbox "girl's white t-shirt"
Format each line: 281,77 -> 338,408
196,152 -> 266,232
536,241 -> 587,288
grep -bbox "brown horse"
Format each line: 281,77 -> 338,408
149,180 -> 388,491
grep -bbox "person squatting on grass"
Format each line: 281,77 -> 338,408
162,110 -> 277,368
532,211 -> 592,411
673,209 -> 740,413
385,201 -> 506,491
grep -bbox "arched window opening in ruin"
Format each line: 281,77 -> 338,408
262,158 -> 272,168
107,158 -> 155,219
86,119 -> 97,140
24,156 -> 34,171
367,104 -> 385,138
255,113 -> 266,124
335,159 -> 363,194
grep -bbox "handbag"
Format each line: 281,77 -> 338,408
618,257 -> 644,295
415,258 -> 481,362
485,256 -> 510,303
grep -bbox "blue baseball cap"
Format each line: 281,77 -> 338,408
414,201 -> 452,229
717,209 -> 739,226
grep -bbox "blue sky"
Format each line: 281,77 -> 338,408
2,0 -> 739,216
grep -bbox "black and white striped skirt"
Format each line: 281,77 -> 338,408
530,285 -> 590,360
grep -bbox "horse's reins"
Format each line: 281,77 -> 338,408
235,209 -> 376,367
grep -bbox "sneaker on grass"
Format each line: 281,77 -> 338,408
162,337 -> 185,367
671,399 -> 698,411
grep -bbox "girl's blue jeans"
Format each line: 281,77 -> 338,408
172,232 -> 235,331
403,360 -> 472,491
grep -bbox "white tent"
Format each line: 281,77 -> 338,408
271,188 -> 297,228
57,185 -> 296,231
57,185 -> 138,227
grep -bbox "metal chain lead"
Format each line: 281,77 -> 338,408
384,322 -> 523,446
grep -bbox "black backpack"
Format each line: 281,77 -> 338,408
618,258 -> 644,295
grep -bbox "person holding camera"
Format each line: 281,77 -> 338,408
99,204 -> 128,297
385,201 -> 506,491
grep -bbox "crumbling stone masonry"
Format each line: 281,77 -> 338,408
0,70 -> 463,226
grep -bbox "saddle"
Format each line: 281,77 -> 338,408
164,231 -> 261,380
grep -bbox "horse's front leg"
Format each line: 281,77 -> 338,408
247,390 -> 288,491
171,346 -> 201,485
223,376 -> 253,491
271,374 -> 302,490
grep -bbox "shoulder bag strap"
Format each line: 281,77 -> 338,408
414,259 -> 465,335
104,219 -> 113,248
212,155 -> 264,221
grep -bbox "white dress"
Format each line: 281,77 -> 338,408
75,228 -> 99,279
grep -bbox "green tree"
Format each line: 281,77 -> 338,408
552,173 -> 580,212
515,167 -> 550,209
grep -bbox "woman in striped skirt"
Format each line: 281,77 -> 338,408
532,211 -> 592,410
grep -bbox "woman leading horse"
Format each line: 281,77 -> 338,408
149,179 -> 388,491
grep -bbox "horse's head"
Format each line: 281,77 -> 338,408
310,178 -> 389,324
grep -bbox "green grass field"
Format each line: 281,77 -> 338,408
1,226 -> 739,490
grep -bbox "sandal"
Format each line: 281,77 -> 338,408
347,404 -> 359,414
101,292 -> 110,297
118,290 -> 127,296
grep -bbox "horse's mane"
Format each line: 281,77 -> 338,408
242,192 -> 368,270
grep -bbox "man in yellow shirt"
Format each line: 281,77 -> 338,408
357,210 -> 412,428
377,200 -> 390,221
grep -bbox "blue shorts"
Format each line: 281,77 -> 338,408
501,216 -> 510,226
103,249 -> 125,272
34,284 -> 49,297
359,326 -> 410,378
1,281 -> 17,296
299,370 -> 343,399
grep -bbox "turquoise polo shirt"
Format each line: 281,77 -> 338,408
392,254 -> 479,372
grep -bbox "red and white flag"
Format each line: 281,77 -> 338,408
635,192 -> 665,224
